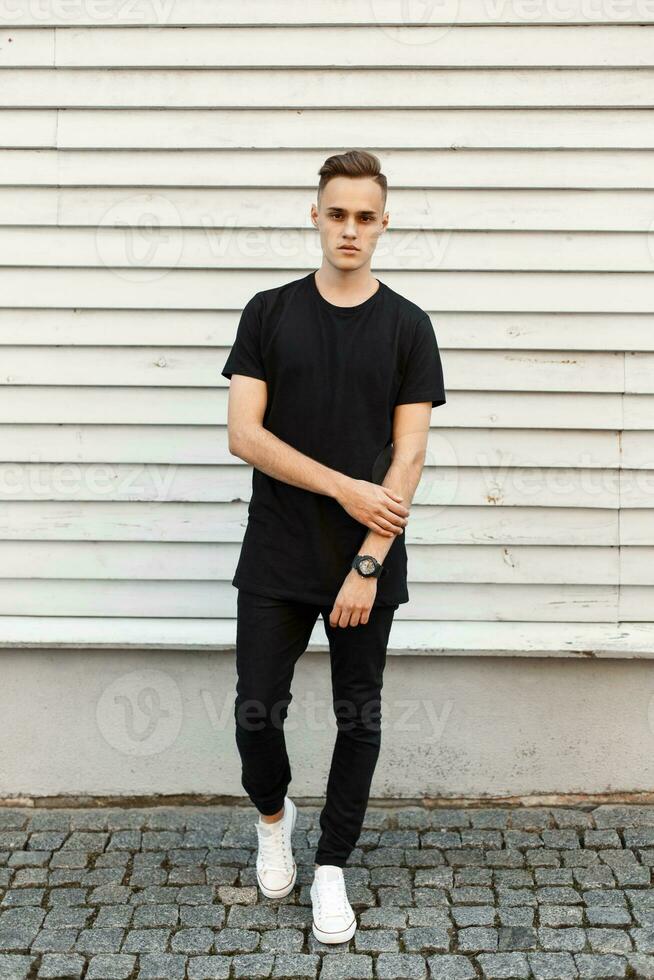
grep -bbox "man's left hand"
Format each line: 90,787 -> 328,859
329,569 -> 378,628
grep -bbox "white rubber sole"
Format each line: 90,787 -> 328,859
311,914 -> 357,945
255,797 -> 298,899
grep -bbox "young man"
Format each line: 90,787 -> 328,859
221,149 -> 446,944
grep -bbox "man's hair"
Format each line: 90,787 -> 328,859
317,149 -> 387,211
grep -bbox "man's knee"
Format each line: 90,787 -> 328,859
234,694 -> 292,732
332,695 -> 382,736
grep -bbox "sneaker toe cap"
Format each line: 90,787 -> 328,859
258,866 -> 294,891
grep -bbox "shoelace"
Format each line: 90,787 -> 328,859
257,822 -> 292,872
314,875 -> 350,916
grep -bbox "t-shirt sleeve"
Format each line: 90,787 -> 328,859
221,293 -> 266,381
394,314 -> 446,408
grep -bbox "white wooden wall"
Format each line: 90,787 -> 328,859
1,0 -> 653,657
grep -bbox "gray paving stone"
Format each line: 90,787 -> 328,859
496,887 -> 536,908
319,953 -> 374,978
582,890 -> 626,908
497,908 -> 534,927
74,929 -> 125,954
132,905 -> 178,928
585,928 -> 632,953
358,908 -> 407,928
187,956 -> 231,979
0,954 -> 33,978
42,907 -> 92,930
232,953 -> 274,978
137,952 -> 187,978
85,954 -> 136,979
1,802 -> 654,979
457,926 -> 498,952
511,810 -> 554,831
1,888 -> 45,907
626,952 -> 654,978
451,906 -> 496,927
475,952 -> 531,977
31,928 -> 79,953
631,925 -> 654,952
573,952 -> 627,976
37,952 -> 85,977
527,951 -> 578,978
271,953 -> 320,977
122,929 -> 170,953
179,905 -> 225,928
402,927 -> 450,952
259,928 -> 304,953
374,952 -> 428,978
498,926 -> 537,951
212,927 -> 259,953
353,928 -> 399,953
584,907 -> 630,927
397,809 -> 432,831
471,810 -> 511,830
170,927 -> 214,953
426,954 -> 477,978
538,927 -> 587,952
539,907 -> 583,928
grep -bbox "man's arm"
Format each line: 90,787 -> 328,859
353,401 -> 432,566
226,374 -> 408,537
227,377 -> 348,500
328,401 -> 433,628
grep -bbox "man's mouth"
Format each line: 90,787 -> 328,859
339,246 -> 359,251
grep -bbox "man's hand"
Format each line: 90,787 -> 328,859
329,569 -> 379,628
335,477 -> 409,537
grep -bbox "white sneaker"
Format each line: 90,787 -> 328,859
310,864 -> 357,944
255,796 -> 297,899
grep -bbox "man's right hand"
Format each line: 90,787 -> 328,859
335,478 -> 409,537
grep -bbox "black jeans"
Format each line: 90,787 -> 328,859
234,588 -> 398,868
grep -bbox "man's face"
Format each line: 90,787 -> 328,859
311,176 -> 388,271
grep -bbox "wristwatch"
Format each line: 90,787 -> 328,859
351,554 -> 387,579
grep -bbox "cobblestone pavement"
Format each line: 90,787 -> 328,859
2,803 -> 654,979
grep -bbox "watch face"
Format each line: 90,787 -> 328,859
359,557 -> 376,575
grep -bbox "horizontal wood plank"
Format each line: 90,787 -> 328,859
3,227 -> 654,272
0,501 -> 619,546
0,616 -> 651,658
3,148 -> 654,189
3,68 -> 654,108
0,463 -> 620,509
0,268 -> 652,313
2,0 -> 652,26
51,27 -> 654,69
52,107 -> 654,149
0,309 -> 651,352
0,426 -> 620,467
0,580 -> 618,622
0,541 -> 618,584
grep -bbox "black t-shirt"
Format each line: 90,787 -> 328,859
221,270 -> 446,606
